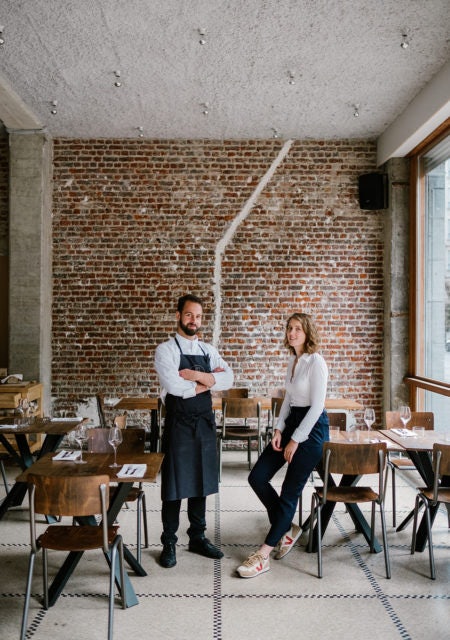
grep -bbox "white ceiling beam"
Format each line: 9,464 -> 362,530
0,73 -> 43,131
377,60 -> 450,166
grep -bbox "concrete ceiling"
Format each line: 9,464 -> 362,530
0,0 -> 449,141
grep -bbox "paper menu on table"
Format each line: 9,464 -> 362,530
391,428 -> 416,437
52,450 -> 81,461
116,464 -> 147,478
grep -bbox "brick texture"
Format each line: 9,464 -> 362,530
51,138 -> 383,423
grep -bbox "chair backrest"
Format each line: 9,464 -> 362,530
270,396 -> 284,428
432,443 -> 450,497
328,412 -> 346,429
28,472 -> 109,518
322,441 -> 387,499
268,387 -> 285,399
87,427 -> 146,454
27,473 -> 110,553
271,396 -> 284,416
385,411 -> 434,430
222,397 -> 261,419
222,398 -> 262,436
220,388 -> 249,398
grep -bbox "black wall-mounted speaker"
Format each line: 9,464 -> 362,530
358,173 -> 388,210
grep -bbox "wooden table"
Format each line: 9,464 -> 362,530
16,450 -> 164,608
0,417 -> 82,520
306,430 -> 399,554
380,429 -> 450,551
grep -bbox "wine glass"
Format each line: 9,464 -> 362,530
363,408 -> 375,431
73,423 -> 88,464
399,405 -> 411,428
108,424 -> 123,468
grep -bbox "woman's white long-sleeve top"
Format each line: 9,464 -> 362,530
276,352 -> 328,443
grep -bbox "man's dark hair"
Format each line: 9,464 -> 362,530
177,294 -> 203,313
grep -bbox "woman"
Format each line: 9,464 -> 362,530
237,312 -> 329,578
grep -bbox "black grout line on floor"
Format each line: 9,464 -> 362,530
333,514 -> 412,640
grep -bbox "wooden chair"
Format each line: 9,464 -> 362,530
21,473 -> 126,640
219,388 -> 249,398
264,396 -> 284,447
218,398 -> 262,481
411,443 -> 450,579
328,412 -> 347,430
385,411 -> 434,526
308,441 -> 391,579
87,427 -> 148,563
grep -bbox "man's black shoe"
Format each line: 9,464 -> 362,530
159,543 -> 177,568
188,537 -> 224,559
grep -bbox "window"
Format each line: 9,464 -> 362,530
412,125 -> 450,430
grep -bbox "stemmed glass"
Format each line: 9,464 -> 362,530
73,423 -> 88,464
108,423 -> 123,468
399,405 -> 411,429
363,408 -> 375,431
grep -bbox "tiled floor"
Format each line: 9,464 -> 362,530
1,451 -> 449,640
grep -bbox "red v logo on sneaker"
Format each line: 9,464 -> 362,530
285,535 -> 293,545
256,563 -> 263,572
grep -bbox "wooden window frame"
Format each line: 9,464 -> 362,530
407,119 -> 450,408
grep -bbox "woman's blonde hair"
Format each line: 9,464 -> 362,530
283,313 -> 320,355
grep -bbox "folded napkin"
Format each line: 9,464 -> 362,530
0,423 -> 17,429
52,450 -> 81,461
391,428 -> 415,437
51,416 -> 83,423
116,464 -> 147,478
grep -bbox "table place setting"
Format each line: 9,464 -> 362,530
390,428 -> 416,437
116,463 -> 147,478
52,449 -> 81,461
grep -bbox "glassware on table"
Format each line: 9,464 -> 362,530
399,405 -> 411,428
73,423 -> 88,464
363,408 -> 375,431
14,399 -> 26,426
108,424 -> 123,468
412,426 -> 425,438
329,426 -> 340,440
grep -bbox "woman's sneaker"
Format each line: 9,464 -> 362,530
237,552 -> 270,578
275,524 -> 302,559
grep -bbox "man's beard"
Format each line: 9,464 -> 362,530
179,320 -> 199,337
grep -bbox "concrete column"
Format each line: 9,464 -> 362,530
383,157 -> 410,412
8,131 -> 53,412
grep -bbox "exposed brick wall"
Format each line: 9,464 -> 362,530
52,138 -> 383,424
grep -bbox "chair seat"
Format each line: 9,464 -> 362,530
389,457 -> 416,470
126,487 -> 142,501
419,487 -> 450,503
38,524 -> 120,551
315,486 -> 379,503
222,427 -> 259,439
